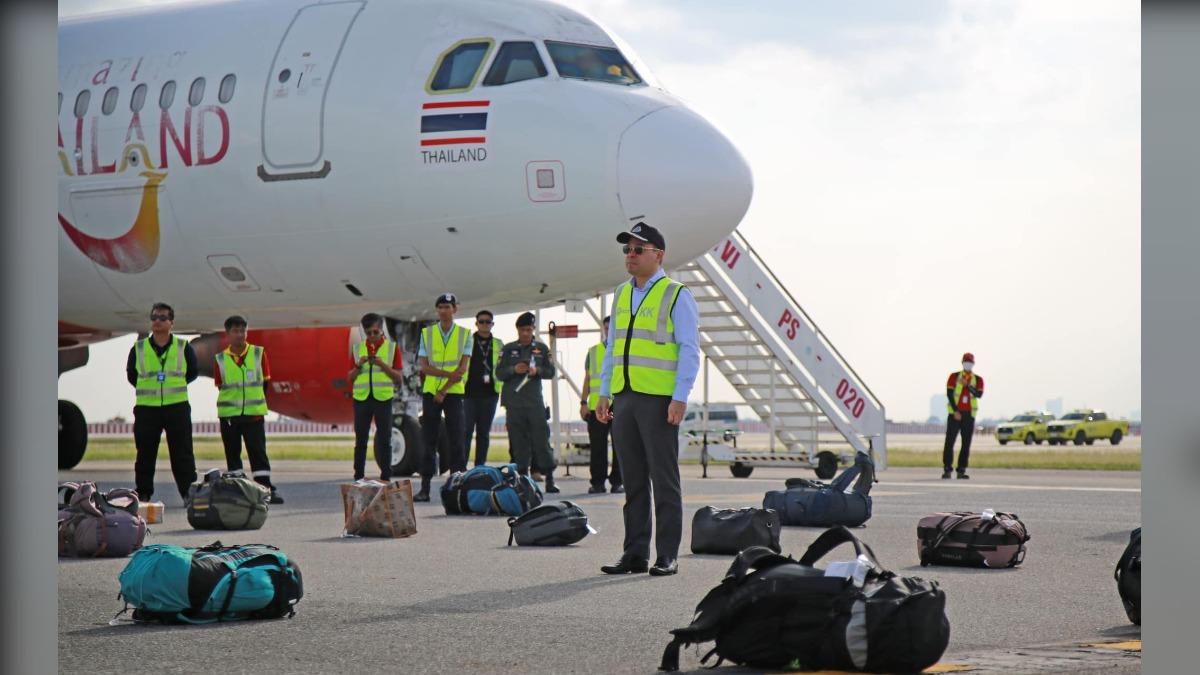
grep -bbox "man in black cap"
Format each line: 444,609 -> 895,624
414,293 -> 472,501
596,222 -> 700,577
496,312 -> 559,493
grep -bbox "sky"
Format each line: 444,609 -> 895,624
57,0 -> 1141,423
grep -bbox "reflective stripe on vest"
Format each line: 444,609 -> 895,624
352,339 -> 396,402
422,324 -> 469,395
586,342 -> 604,411
216,345 -> 268,417
611,277 -> 684,396
486,335 -> 503,395
135,336 -> 189,407
948,372 -> 979,416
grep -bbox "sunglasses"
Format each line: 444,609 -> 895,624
476,320 -> 493,325
622,244 -> 660,256
365,329 -> 383,337
150,314 -> 171,322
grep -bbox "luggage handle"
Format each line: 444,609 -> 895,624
724,546 -> 794,583
798,525 -> 886,573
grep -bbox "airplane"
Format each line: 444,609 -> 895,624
57,0 -> 754,473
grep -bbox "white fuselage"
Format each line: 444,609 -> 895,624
57,0 -> 752,337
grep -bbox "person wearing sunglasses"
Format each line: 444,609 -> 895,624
347,312 -> 404,482
125,302 -> 199,502
464,309 -> 504,467
596,223 -> 700,578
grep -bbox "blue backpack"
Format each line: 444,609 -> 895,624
440,463 -> 542,516
763,453 -> 875,527
117,541 -> 303,624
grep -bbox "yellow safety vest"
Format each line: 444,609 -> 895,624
474,333 -> 503,395
610,276 -> 684,396
134,336 -> 189,407
948,372 -> 980,416
586,342 -> 604,411
352,339 -> 396,402
422,323 -> 469,395
216,345 -> 268,417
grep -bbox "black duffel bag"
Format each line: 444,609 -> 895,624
691,506 -> 781,555
660,526 -> 949,673
507,501 -> 592,546
1114,526 -> 1141,625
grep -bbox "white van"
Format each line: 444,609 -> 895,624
681,403 -> 742,443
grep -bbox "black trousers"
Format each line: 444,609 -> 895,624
220,417 -> 273,489
586,412 -> 622,487
463,395 -> 499,467
133,402 -> 197,502
353,398 -> 393,481
421,393 -> 465,478
505,406 -> 553,475
944,412 -> 975,471
611,392 -> 682,560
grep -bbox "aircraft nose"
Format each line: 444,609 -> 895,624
617,106 -> 753,259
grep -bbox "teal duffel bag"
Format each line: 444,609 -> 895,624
117,541 -> 303,624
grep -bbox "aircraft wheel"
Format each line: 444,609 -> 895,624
730,462 -> 753,478
59,400 -> 88,470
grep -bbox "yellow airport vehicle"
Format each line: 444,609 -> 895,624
995,410 -> 1056,445
1046,409 -> 1131,445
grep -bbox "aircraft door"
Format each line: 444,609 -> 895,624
259,0 -> 364,181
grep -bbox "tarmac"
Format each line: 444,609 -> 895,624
58,462 -> 1141,674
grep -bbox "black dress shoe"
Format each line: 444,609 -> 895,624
268,491 -> 284,505
649,557 -> 678,576
941,470 -> 952,479
587,485 -> 607,494
610,484 -> 624,494
600,555 -> 649,575
956,471 -> 970,480
413,490 -> 430,502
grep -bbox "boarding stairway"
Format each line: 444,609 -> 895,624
669,228 -> 887,475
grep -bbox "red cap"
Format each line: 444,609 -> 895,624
962,352 -> 975,363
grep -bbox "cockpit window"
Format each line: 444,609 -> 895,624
545,41 -> 641,85
483,42 -> 547,86
427,39 -> 495,94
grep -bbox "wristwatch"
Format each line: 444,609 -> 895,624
581,400 -> 588,406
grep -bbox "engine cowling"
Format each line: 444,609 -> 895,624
191,326 -> 371,424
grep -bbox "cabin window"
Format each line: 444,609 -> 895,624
73,90 -> 90,118
159,80 -> 176,109
130,83 -> 147,112
102,87 -> 119,115
188,77 -> 206,106
218,74 -> 237,103
427,39 -> 494,93
545,41 -> 641,85
483,42 -> 547,86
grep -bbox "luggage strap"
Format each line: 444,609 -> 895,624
798,525 -> 886,575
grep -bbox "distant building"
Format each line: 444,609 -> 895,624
928,394 -> 945,424
1045,397 -> 1063,416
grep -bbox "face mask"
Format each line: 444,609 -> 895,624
962,362 -> 974,372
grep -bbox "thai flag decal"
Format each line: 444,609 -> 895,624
420,100 -> 489,146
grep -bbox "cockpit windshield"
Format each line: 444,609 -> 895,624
544,41 -> 642,85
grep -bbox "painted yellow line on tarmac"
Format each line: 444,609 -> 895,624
1082,640 -> 1141,651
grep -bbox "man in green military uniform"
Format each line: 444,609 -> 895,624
496,312 -> 560,493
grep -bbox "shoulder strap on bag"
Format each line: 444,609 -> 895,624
798,525 -> 885,574
724,545 -> 795,583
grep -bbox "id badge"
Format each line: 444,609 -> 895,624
157,372 -> 166,383
483,373 -> 490,384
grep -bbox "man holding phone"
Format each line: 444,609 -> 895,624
347,312 -> 404,482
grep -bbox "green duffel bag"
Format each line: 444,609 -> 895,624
186,469 -> 270,530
